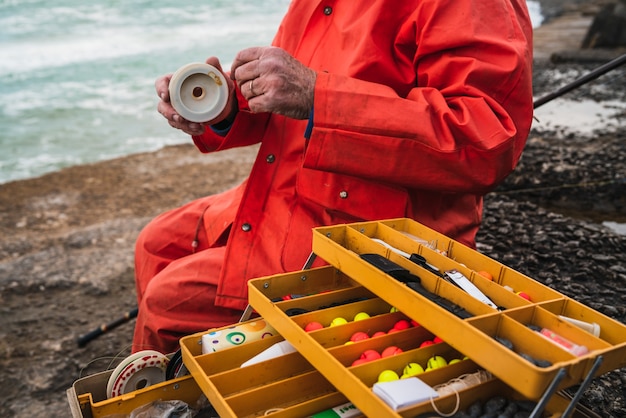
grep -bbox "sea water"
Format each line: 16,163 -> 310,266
0,0 -> 288,184
0,0 -> 543,185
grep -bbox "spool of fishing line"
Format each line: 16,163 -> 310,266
106,350 -> 169,399
169,62 -> 228,123
165,349 -> 189,380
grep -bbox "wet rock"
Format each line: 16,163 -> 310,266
582,0 -> 626,48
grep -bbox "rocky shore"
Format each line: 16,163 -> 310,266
1,1 -> 625,416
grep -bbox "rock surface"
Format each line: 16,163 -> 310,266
1,1 -> 625,416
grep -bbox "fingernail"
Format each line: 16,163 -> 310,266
173,115 -> 180,122
160,92 -> 166,100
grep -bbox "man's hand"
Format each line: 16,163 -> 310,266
231,46 -> 316,120
155,57 -> 236,136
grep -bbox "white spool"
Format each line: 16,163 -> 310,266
168,62 -> 228,123
106,350 -> 169,398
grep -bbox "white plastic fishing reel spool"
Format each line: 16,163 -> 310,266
168,62 -> 228,123
106,350 -> 169,399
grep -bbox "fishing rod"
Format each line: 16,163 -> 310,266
533,52 -> 626,109
77,307 -> 138,347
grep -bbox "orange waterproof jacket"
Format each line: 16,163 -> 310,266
191,0 -> 534,310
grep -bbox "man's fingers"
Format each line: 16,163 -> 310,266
157,99 -> 178,122
230,47 -> 265,80
165,113 -> 205,136
205,56 -> 222,71
155,74 -> 173,102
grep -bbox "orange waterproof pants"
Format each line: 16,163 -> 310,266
132,195 -> 242,354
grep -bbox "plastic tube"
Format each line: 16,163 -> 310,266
558,315 -> 601,337
539,328 -> 589,356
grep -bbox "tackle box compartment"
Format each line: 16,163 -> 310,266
67,370 -> 204,418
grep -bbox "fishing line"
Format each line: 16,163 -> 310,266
490,176 -> 625,196
106,343 -> 135,371
78,356 -> 121,379
78,343 -> 133,378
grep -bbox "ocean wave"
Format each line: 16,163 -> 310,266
0,1 -> 285,77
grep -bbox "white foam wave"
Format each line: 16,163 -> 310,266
0,24 -> 275,77
1,77 -> 152,116
0,2 -> 284,77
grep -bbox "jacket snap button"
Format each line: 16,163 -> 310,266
241,223 -> 252,232
323,6 -> 332,15
266,154 -> 275,163
339,190 -> 348,199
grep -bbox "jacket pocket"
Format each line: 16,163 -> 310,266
296,167 -> 410,222
280,167 -> 411,272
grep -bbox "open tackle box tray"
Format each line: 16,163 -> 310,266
182,274 -> 596,417
294,218 -> 626,401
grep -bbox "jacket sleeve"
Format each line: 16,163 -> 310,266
305,0 -> 534,195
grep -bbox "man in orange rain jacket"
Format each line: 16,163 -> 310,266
133,0 -> 534,353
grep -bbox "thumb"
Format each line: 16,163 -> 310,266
206,56 -> 225,74
205,56 -> 235,92
203,56 -> 237,124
